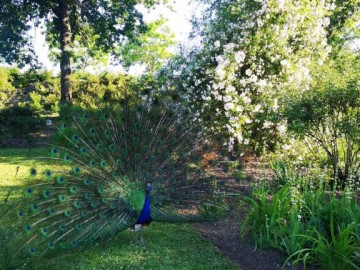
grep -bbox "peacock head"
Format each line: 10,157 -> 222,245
146,182 -> 153,195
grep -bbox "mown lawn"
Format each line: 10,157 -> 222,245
0,148 -> 238,270
0,147 -> 68,200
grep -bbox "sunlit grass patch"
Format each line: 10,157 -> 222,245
0,148 -> 69,200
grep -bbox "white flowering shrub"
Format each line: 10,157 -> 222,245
160,0 -> 359,154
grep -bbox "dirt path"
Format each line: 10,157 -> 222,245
193,161 -> 319,270
194,213 -> 289,270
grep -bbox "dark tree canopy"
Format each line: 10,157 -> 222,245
0,0 -> 167,104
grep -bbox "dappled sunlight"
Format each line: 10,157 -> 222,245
0,148 -> 70,186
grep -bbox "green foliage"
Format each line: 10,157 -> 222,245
0,68 -> 61,114
327,0 -> 360,50
0,2 -> 37,67
120,18 -> 175,73
271,160 -> 300,187
0,67 -> 16,109
29,92 -> 43,112
10,69 -> 55,89
285,51 -> 360,188
241,185 -> 293,249
241,162 -> 360,269
287,214 -> 360,270
1,0 -> 167,66
0,68 -> 143,114
71,71 -> 133,106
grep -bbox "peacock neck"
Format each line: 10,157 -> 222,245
136,193 -> 151,225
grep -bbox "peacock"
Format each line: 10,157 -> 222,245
4,90 -> 229,257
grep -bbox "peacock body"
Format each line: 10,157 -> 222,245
6,92 -> 227,257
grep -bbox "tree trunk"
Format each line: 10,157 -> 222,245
57,1 -> 72,105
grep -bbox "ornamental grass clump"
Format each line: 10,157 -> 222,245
241,162 -> 360,269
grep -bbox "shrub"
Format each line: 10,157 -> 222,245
29,92 -> 43,112
285,51 -> 360,189
0,67 -> 16,109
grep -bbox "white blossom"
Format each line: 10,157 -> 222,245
282,144 -> 292,150
245,69 -> 253,76
273,99 -> 279,110
280,59 -> 290,69
224,43 -> 236,52
276,124 -> 287,135
278,0 -> 285,9
254,104 -> 262,112
263,121 -> 272,128
224,102 -> 235,110
234,51 -> 246,64
225,85 -> 236,93
223,95 -> 233,102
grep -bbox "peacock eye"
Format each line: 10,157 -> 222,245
12,92 -> 232,253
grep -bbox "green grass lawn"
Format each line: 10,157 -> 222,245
0,148 -> 238,270
1,223 -> 237,270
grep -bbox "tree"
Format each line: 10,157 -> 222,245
119,18 -> 175,73
162,0 -> 359,153
285,51 -> 360,189
0,0 -> 166,105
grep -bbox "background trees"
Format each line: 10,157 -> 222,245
0,0 -> 166,104
119,18 -> 175,73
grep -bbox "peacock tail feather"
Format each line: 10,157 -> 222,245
6,91 -> 229,257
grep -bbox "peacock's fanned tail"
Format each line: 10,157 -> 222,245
9,93 -> 228,256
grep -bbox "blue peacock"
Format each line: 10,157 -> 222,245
6,91 -> 228,257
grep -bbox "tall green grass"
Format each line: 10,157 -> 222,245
241,162 -> 360,269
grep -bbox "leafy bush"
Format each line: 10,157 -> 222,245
271,160 -> 301,187
285,51 -> 360,189
10,69 -> 54,89
0,67 -> 16,109
71,71 -> 132,107
29,91 -> 43,112
0,69 -> 60,114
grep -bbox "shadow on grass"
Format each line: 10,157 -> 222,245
0,223 -> 237,270
0,183 -> 235,269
